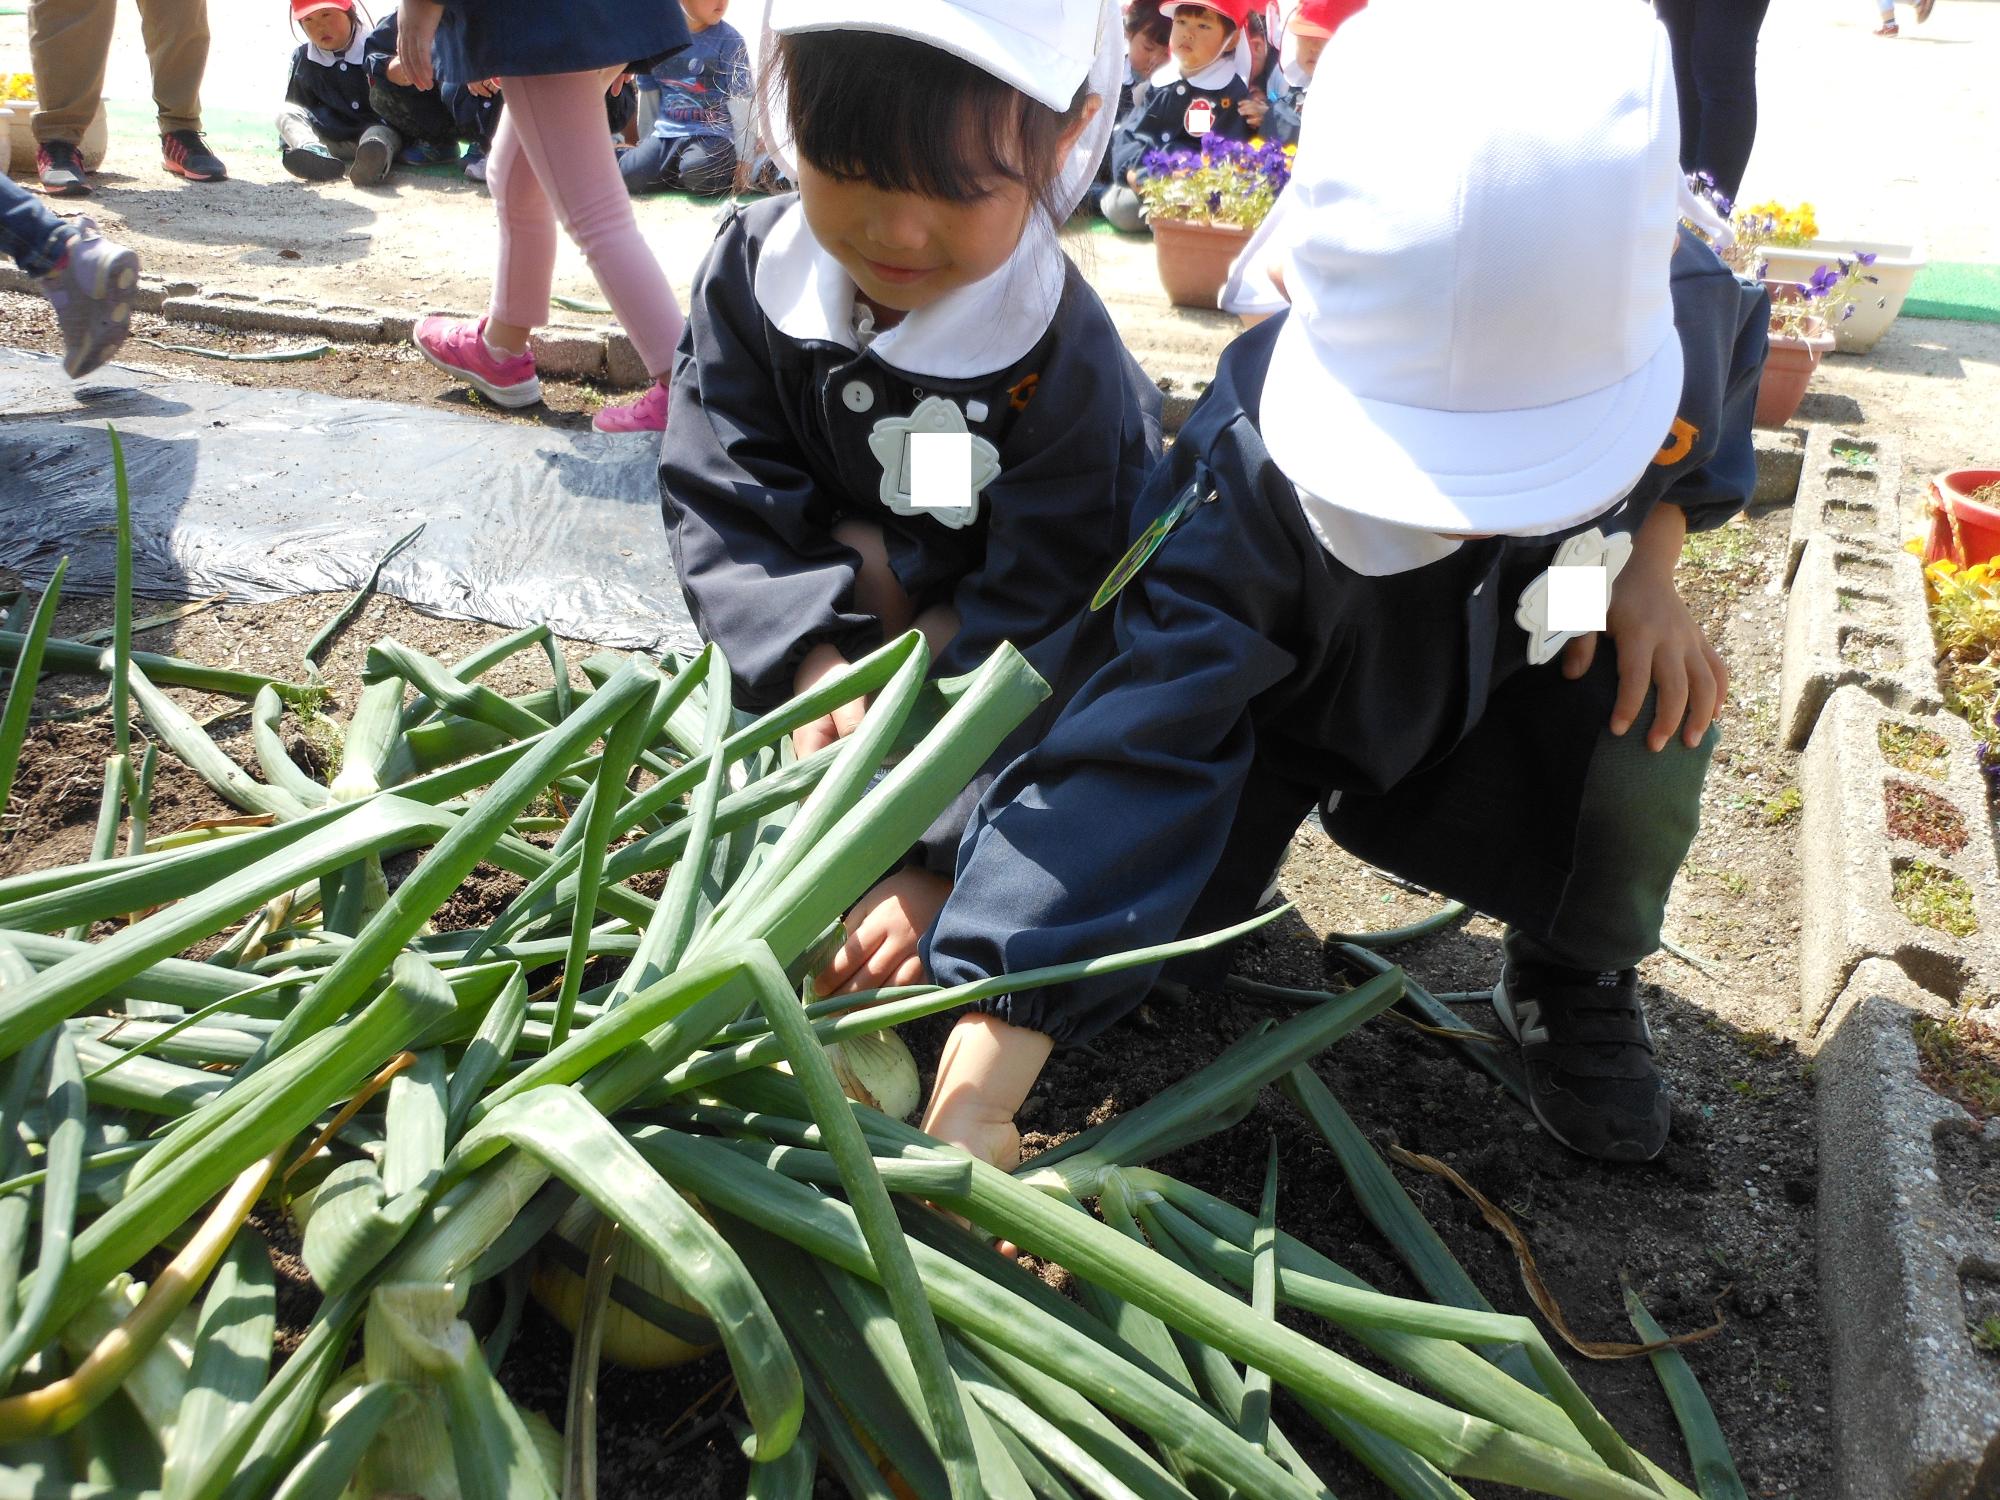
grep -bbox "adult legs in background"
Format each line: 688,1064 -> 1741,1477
1652,0 -> 1771,203
134,0 -> 209,136
25,0 -> 114,146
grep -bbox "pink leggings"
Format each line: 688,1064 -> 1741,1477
488,66 -> 685,378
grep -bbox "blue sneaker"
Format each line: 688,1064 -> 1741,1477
398,140 -> 460,167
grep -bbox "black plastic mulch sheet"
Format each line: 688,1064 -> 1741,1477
0,349 -> 699,655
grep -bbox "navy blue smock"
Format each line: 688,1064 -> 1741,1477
923,228 -> 1769,1045
285,27 -> 379,141
433,0 -> 687,85
659,196 -> 1164,716
1111,64 -> 1253,183
362,15 -> 495,142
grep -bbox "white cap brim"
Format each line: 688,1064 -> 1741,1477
768,0 -> 1079,112
1260,312 -> 1686,535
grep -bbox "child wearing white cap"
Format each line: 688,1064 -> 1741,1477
922,0 -> 1770,1169
660,0 -> 1163,1000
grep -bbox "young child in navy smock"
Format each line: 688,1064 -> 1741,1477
1101,0 -> 1255,233
1090,5 -> 1173,214
277,0 -> 390,184
921,0 -> 1770,1172
363,13 -> 500,180
661,0 -> 1162,1004
621,0 -> 750,198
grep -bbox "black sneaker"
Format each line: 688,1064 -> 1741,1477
281,140 -> 346,182
161,129 -> 227,182
36,140 -> 90,197
1492,963 -> 1670,1163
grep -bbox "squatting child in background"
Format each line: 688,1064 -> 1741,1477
278,0 -> 392,183
918,0 -> 1771,1172
1102,0 -> 1254,233
1089,3 -> 1172,215
621,0 -> 749,197
365,12 -> 501,182
660,0 -> 1162,1002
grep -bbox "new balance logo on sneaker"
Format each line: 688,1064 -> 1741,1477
1492,963 -> 1669,1163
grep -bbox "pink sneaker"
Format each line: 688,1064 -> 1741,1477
593,379 -> 671,433
411,315 -> 542,408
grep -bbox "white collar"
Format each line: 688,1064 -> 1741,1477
1152,54 -> 1241,91
1294,485 -> 1464,577
751,198 -> 1065,382
305,26 -> 367,67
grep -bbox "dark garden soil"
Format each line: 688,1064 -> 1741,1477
0,488 -> 1832,1494
0,288 -> 625,429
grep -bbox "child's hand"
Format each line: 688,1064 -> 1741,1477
792,642 -> 868,757
468,78 -> 501,97
1240,93 -> 1269,128
384,58 -> 411,87
1126,168 -> 1140,188
1560,505 -> 1728,751
919,1013 -> 1056,1173
815,868 -> 952,998
396,0 -> 443,91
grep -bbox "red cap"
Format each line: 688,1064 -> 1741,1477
1159,0 -> 1252,30
291,0 -> 353,19
1287,0 -> 1364,38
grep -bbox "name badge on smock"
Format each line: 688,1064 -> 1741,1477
1184,97 -> 1216,136
1513,526 -> 1634,666
867,395 -> 1000,531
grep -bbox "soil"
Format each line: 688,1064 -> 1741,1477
1885,776 -> 1971,852
0,488 -> 1833,1496
0,288 -> 623,431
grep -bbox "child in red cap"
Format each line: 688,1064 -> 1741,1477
277,0 -> 401,184
1250,0 -> 1363,144
1100,0 -> 1255,233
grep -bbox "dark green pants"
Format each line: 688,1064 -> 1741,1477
1176,664 -> 1720,982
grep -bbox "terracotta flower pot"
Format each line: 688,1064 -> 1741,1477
1151,218 -> 1255,311
1752,317 -> 1833,429
1923,469 -> 2000,569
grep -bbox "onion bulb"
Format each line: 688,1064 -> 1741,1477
529,1197 -> 717,1369
826,1026 -> 921,1120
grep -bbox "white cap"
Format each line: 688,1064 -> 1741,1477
763,0 -> 1121,216
1260,0 -> 1685,536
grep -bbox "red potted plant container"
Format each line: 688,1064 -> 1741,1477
1923,469 -> 2000,569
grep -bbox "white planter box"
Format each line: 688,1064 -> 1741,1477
1754,239 -> 1926,355
4,97 -> 110,178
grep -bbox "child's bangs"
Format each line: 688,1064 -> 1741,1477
779,32 -> 1071,204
